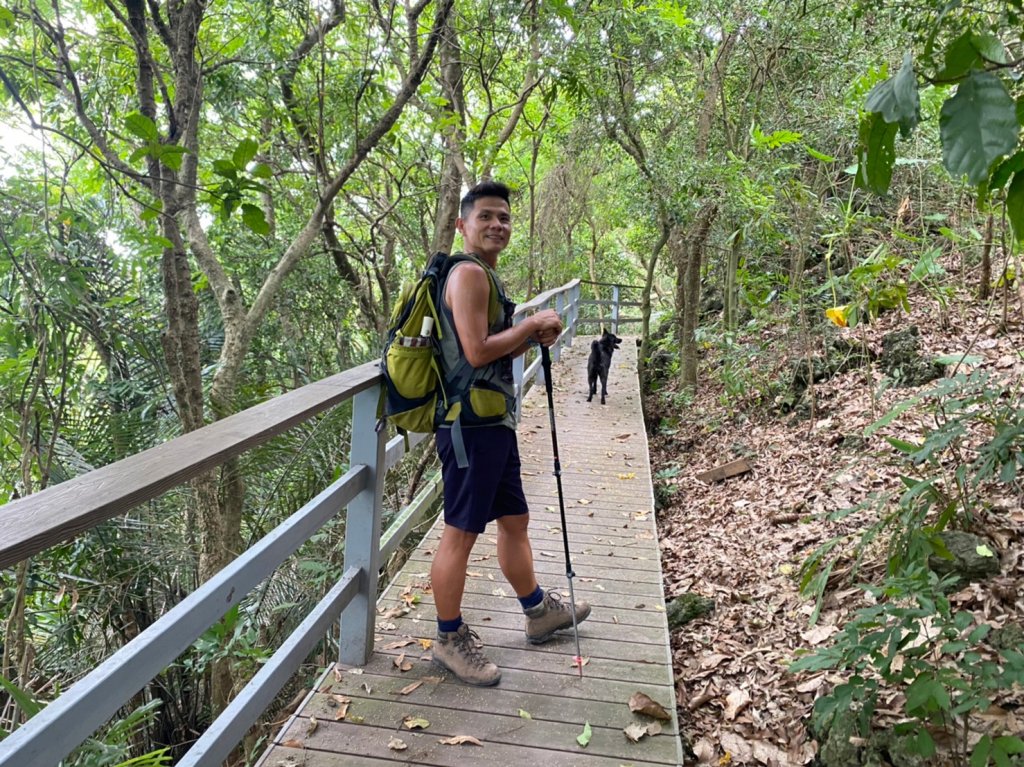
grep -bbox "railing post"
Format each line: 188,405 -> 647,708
339,385 -> 387,666
611,285 -> 621,335
568,283 -> 580,347
512,313 -> 526,419
553,292 -> 564,363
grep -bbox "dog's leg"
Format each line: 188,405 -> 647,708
600,369 -> 608,405
587,372 -> 595,402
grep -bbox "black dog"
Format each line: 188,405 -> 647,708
587,330 -> 622,405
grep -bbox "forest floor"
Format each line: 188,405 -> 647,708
646,254 -> 1024,766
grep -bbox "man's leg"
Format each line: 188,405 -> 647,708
430,523 -> 502,686
431,524 -> 479,621
496,512 -> 538,597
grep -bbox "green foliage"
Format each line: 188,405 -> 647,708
939,72 -> 1018,185
857,4 -> 1024,242
1,675 -> 168,767
796,370 -> 1024,761
824,244 -> 910,327
792,564 -> 1024,766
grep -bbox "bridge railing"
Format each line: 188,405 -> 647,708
0,277 -> 666,767
576,279 -> 645,336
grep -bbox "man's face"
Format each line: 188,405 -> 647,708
456,196 -> 511,260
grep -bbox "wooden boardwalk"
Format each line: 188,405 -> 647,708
259,338 -> 683,766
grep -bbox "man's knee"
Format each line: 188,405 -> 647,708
496,513 -> 530,537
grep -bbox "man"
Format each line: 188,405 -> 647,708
430,180 -> 592,686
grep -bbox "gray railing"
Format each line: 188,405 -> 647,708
577,279 -> 644,335
0,280 -> 601,767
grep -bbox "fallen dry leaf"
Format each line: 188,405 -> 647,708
398,681 -> 423,696
334,701 -> 350,721
417,638 -> 433,651
305,716 -> 318,736
281,739 -> 303,749
623,722 -> 649,742
387,737 -> 407,751
723,689 -> 751,721
382,639 -> 416,650
628,691 -> 672,721
438,735 -> 484,746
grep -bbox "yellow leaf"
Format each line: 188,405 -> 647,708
617,472 -> 636,480
825,306 -> 848,327
779,563 -> 794,575
403,716 -> 430,730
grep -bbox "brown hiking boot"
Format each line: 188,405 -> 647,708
525,590 -> 592,645
432,623 -> 501,686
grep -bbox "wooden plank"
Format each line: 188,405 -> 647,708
324,665 -> 672,710
261,739 -> 671,767
279,699 -> 679,764
282,693 -> 680,763
696,457 -> 753,484
312,674 -> 677,733
0,363 -> 381,569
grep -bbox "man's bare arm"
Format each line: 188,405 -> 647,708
447,263 -> 562,368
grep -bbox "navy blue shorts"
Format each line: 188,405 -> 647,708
436,426 -> 529,533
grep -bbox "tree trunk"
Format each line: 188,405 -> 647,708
979,211 -> 994,300
432,12 -> 467,255
725,227 -> 742,329
637,221 -> 672,413
679,204 -> 718,389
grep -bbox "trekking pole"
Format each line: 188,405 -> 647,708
540,344 -> 584,678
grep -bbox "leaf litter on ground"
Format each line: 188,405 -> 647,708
648,258 -> 1023,765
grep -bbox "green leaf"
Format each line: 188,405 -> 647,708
939,71 -> 1019,185
156,144 -> 187,171
1007,172 -> 1024,245
806,146 -> 837,163
241,203 -> 270,236
933,353 -> 983,366
865,52 -> 919,135
886,437 -> 919,454
518,709 -> 532,719
857,112 -> 898,195
576,721 -> 592,747
251,163 -> 273,179
232,138 -> 259,169
0,674 -> 42,720
971,32 -> 1009,65
990,151 -> 1024,192
994,736 -> 1024,754
212,159 -> 237,178
939,32 -> 982,81
976,544 -> 994,557
124,112 -> 159,142
915,728 -> 936,758
0,6 -> 15,31
972,735 -> 993,767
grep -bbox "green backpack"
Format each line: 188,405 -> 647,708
378,252 -> 502,435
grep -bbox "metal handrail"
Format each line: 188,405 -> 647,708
0,278 -> 603,767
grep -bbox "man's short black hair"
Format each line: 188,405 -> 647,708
460,180 -> 511,218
